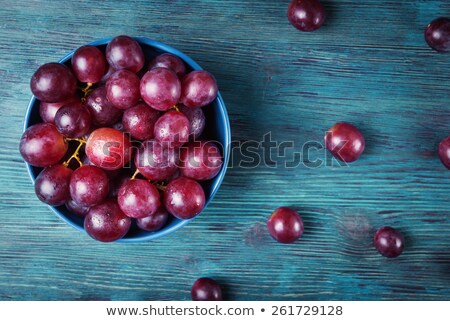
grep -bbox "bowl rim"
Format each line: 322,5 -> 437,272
23,36 -> 231,243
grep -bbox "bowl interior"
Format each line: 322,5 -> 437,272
24,37 -> 231,243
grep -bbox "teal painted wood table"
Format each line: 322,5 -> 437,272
1,0 -> 450,300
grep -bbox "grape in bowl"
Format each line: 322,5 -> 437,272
22,36 -> 231,243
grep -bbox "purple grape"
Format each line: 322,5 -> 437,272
191,278 -> 222,301
71,45 -> 107,83
136,206 -> 170,232
267,207 -> 304,244
20,123 -> 68,167
84,199 -> 131,242
140,67 -> 181,111
122,102 -> 160,140
134,139 -> 178,180
148,53 -> 186,78
105,35 -> 145,73
106,70 -> 141,109
374,226 -> 405,258
179,105 -> 206,138
154,110 -> 190,148
180,70 -> 218,108
85,127 -> 133,170
39,96 -> 79,123
324,122 -> 365,163
65,199 -> 90,218
180,141 -> 223,180
85,86 -> 122,127
54,102 -> 91,138
118,179 -> 161,219
164,177 -> 205,220
288,0 -> 325,32
30,62 -> 77,103
439,136 -> 450,169
34,164 -> 73,206
425,17 -> 450,52
69,165 -> 109,206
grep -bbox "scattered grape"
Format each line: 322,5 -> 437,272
374,226 -> 405,258
324,122 -> 365,163
191,278 -> 222,301
288,0 -> 325,32
267,207 -> 304,244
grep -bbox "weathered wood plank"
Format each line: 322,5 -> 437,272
0,0 -> 449,300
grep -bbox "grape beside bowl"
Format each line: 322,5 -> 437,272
23,37 -> 231,243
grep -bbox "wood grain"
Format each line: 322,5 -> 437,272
0,0 -> 450,300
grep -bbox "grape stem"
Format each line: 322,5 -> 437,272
81,82 -> 93,97
172,104 -> 180,112
130,169 -> 140,180
155,182 -> 167,192
63,138 -> 86,168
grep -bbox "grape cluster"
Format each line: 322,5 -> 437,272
20,35 -> 224,242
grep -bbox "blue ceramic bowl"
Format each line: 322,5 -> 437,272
23,37 -> 231,243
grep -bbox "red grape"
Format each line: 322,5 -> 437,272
84,199 -> 131,242
122,102 -> 160,140
30,62 -> 77,103
140,67 -> 181,111
134,139 -> 179,180
34,164 -> 73,206
164,177 -> 205,220
438,136 -> 450,169
20,123 -> 68,167
105,35 -> 144,73
288,0 -> 325,32
85,127 -> 133,170
324,122 -> 365,163
85,86 -> 122,127
69,165 -> 109,206
191,278 -> 222,301
179,105 -> 206,138
148,53 -> 186,78
154,110 -> 190,148
180,70 -> 218,108
39,96 -> 79,123
374,226 -> 405,258
267,207 -> 304,244
180,141 -> 223,180
106,70 -> 141,109
118,179 -> 161,218
136,205 -> 170,232
71,45 -> 107,83
54,102 -> 91,138
425,17 -> 450,52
